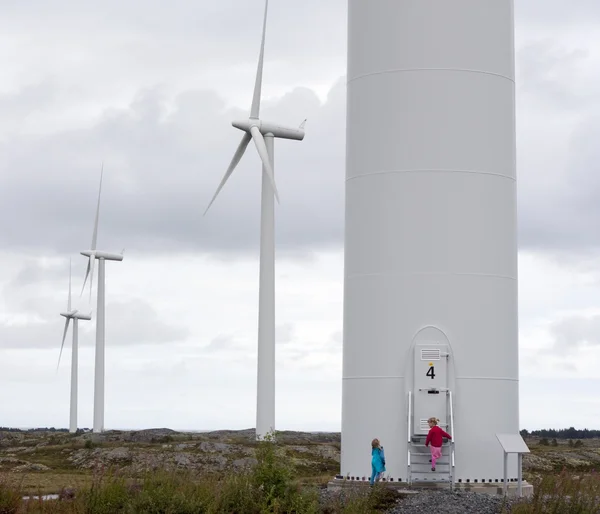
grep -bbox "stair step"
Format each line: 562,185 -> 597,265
411,476 -> 452,483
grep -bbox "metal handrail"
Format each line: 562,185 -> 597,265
407,391 -> 412,484
407,391 -> 412,443
449,390 -> 456,485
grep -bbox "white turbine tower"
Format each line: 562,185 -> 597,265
204,0 -> 306,440
80,164 -> 124,433
58,260 -> 91,433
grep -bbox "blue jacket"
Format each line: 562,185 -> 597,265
371,446 -> 386,472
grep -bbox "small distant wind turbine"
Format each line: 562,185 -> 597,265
80,163 -> 124,433
58,259 -> 92,434
204,0 -> 306,440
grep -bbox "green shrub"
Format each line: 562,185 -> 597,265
251,431 -> 320,513
253,432 -> 293,500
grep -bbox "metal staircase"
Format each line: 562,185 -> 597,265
407,389 -> 455,488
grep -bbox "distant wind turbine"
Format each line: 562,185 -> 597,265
58,259 -> 91,434
204,0 -> 306,440
80,163 -> 124,433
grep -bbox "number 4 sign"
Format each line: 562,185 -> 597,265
426,362 -> 436,380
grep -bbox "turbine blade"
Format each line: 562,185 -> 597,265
68,258 -> 72,311
57,318 -> 71,371
250,126 -> 279,203
250,0 -> 268,119
80,257 -> 91,297
91,162 -> 103,251
204,132 -> 252,215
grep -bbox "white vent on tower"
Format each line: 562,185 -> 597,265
420,419 -> 430,432
420,349 -> 441,361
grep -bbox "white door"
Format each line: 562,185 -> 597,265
413,343 -> 449,435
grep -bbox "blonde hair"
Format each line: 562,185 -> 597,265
427,417 -> 440,426
371,438 -> 380,448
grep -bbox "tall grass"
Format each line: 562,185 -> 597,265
1,473 -> 399,514
0,476 -> 21,514
512,470 -> 600,513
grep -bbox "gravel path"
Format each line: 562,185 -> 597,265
388,489 -> 520,513
320,487 -> 524,513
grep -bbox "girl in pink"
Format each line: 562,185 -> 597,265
425,417 -> 451,471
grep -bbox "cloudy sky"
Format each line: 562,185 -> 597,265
1,0 -> 599,433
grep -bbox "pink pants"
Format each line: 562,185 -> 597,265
429,445 -> 442,468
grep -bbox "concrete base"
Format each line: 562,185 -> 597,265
327,478 -> 533,498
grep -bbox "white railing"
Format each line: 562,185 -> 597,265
407,390 -> 412,484
448,390 -> 456,487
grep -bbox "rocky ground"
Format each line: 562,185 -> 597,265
0,428 -> 340,493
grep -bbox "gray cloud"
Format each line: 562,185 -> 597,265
204,334 -> 243,353
551,314 -> 600,352
276,323 -> 294,345
516,0 -> 600,26
105,299 -> 189,345
6,259 -> 68,289
203,323 -> 296,354
517,41 -> 591,109
0,296 -> 188,350
0,81 -> 345,256
0,0 -> 346,136
518,108 -> 600,254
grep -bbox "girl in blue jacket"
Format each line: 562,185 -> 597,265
370,438 -> 386,485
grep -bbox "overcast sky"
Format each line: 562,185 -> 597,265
1,1 -> 600,433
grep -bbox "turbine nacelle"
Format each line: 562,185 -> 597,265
232,119 -> 305,141
80,250 -> 124,262
60,309 -> 79,319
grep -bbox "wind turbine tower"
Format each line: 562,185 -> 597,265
80,164 -> 124,433
204,0 -> 306,440
340,1 -> 519,486
58,260 -> 92,433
